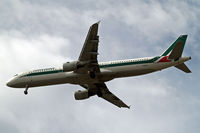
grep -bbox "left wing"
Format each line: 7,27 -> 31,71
81,83 -> 130,109
76,22 -> 100,74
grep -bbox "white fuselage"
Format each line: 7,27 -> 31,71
6,56 -> 190,89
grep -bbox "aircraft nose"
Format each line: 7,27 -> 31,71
6,78 -> 16,88
6,80 -> 13,87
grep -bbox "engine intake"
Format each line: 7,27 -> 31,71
63,61 -> 78,72
74,90 -> 89,100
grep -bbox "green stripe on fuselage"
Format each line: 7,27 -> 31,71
21,56 -> 160,77
21,69 -> 63,77
99,56 -> 160,68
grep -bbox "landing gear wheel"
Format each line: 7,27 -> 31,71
24,85 -> 29,95
89,71 -> 95,79
97,91 -> 102,97
24,90 -> 28,95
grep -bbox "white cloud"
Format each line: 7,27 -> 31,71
0,32 -> 68,71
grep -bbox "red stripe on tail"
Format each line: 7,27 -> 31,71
158,56 -> 171,62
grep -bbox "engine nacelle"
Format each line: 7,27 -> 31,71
63,61 -> 87,72
63,61 -> 78,72
74,90 -> 89,100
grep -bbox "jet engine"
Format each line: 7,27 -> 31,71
63,61 -> 86,72
74,90 -> 89,100
63,61 -> 78,72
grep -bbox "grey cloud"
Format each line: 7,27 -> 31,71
0,121 -> 19,133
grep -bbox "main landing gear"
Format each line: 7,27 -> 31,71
24,85 -> 29,95
88,70 -> 95,79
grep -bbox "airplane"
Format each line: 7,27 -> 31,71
7,22 -> 191,109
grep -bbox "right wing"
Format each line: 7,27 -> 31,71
81,83 -> 130,109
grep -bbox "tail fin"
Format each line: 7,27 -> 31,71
162,35 -> 187,60
162,35 -> 191,73
175,63 -> 191,73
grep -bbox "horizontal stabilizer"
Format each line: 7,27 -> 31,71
175,63 -> 191,73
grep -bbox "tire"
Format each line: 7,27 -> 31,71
89,71 -> 95,79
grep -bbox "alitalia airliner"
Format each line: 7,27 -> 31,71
7,22 -> 191,108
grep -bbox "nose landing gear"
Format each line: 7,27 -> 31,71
24,85 -> 29,95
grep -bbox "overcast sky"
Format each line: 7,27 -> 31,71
0,0 -> 200,133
